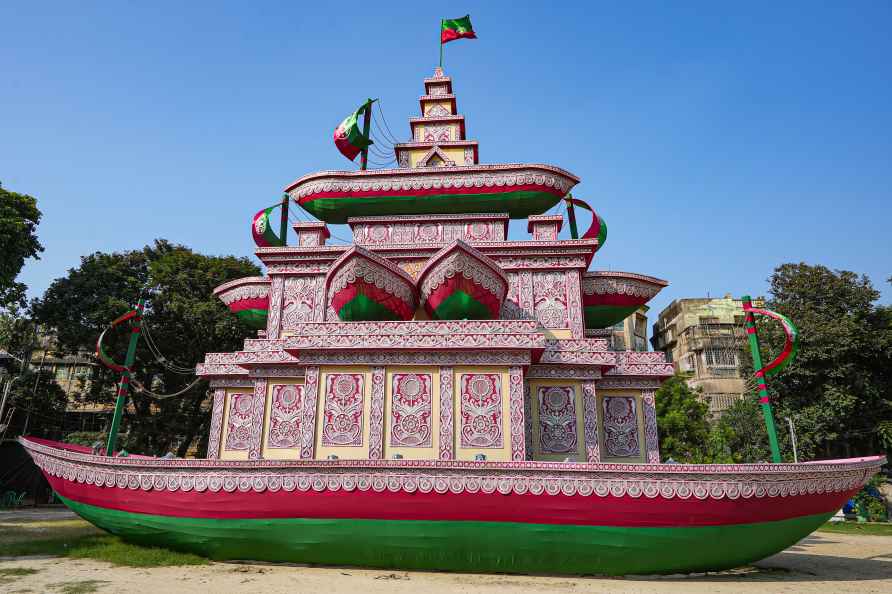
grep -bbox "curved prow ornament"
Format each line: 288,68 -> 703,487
418,240 -> 508,320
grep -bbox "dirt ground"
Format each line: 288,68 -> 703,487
1,515 -> 891,593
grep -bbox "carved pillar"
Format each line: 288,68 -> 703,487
566,270 -> 585,339
439,366 -> 454,460
582,380 -> 600,462
266,276 -> 285,338
368,367 -> 386,459
206,388 -> 225,459
642,389 -> 660,463
509,366 -> 526,461
299,367 -> 320,459
248,379 -> 267,460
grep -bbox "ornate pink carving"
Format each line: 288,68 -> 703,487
368,367 -> 386,459
207,389 -> 225,459
523,383 -> 532,460
224,392 -> 255,452
566,271 -> 585,339
300,367 -> 319,459
266,384 -> 303,449
537,385 -> 577,454
509,367 -> 525,461
266,277 -> 284,339
602,396 -> 641,458
459,373 -> 503,448
582,381 -> 600,463
321,373 -> 365,447
249,380 -> 267,459
439,367 -> 454,460
282,277 -> 320,329
389,373 -> 433,447
643,390 -> 660,463
533,272 -> 568,328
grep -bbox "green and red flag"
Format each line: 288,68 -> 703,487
252,205 -> 285,247
441,15 -> 477,44
333,100 -> 374,161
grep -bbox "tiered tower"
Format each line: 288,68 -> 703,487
394,67 -> 479,168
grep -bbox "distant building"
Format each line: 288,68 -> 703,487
28,333 -> 110,433
651,295 -> 756,415
608,306 -> 650,352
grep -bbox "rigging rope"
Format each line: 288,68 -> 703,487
375,102 -> 402,143
131,376 -> 205,400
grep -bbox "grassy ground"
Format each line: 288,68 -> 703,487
817,521 -> 892,536
0,514 -> 208,567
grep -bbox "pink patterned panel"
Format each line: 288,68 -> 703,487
389,373 -> 433,447
537,386 -> 578,454
266,384 -> 303,449
224,392 -> 255,451
602,396 -> 641,458
321,373 -> 365,447
459,373 -> 503,448
439,367 -> 454,460
207,388 -> 225,459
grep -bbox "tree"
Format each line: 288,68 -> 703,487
31,240 -> 260,456
703,397 -> 772,463
654,374 -> 711,462
0,183 -> 44,311
756,263 -> 892,460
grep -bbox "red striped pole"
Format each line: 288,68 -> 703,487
741,295 -> 782,462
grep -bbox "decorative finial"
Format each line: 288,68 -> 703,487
434,66 -> 445,78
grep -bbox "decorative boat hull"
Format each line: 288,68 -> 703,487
418,241 -> 508,320
213,277 -> 270,331
21,437 -> 883,576
284,164 -> 580,224
582,271 -> 669,330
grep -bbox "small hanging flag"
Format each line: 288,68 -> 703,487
441,15 -> 477,44
252,205 -> 285,247
567,197 -> 608,251
333,100 -> 374,161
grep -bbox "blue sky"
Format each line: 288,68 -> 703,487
2,1 -> 890,326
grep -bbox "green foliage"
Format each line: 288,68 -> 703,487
702,397 -> 772,463
852,474 -> 888,522
654,374 -> 710,462
818,521 -> 892,536
48,580 -> 109,594
31,240 -> 260,456
64,431 -> 107,446
2,368 -> 69,437
0,183 -> 44,311
756,263 -> 892,459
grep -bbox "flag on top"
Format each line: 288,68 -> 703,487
333,100 -> 374,161
441,15 -> 477,44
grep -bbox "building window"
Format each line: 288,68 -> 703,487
704,348 -> 738,368
699,316 -> 720,325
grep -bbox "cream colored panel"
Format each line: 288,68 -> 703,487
383,367 -> 440,460
453,366 -> 511,461
597,389 -> 647,463
528,379 -> 585,462
261,378 -> 304,460
315,366 -> 372,460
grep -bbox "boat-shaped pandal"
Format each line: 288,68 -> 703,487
20,65 -> 885,576
212,276 -> 270,330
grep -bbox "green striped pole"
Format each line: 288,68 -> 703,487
741,295 -> 782,463
279,194 -> 289,246
564,194 -> 579,239
105,297 -> 145,456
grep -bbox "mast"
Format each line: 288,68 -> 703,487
564,194 -> 579,239
359,98 -> 373,171
741,294 -> 782,463
279,193 -> 289,246
105,296 -> 145,456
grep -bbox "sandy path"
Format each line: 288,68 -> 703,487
2,531 -> 891,593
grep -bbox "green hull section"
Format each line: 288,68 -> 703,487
583,305 -> 640,330
62,495 -> 831,576
301,191 -> 562,224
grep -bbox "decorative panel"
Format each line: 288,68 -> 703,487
266,276 -> 284,338
299,367 -> 319,459
265,384 -> 303,449
533,272 -> 569,329
282,276 -> 322,329
602,396 -> 641,458
643,390 -> 660,463
224,392 -> 255,451
536,385 -> 578,454
459,373 -> 503,448
509,366 -> 525,461
321,373 -> 365,447
389,373 -> 433,447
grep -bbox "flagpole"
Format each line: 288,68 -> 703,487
741,294 -> 783,463
360,98 -> 373,171
105,295 -> 146,456
279,193 -> 289,246
564,194 -> 579,239
439,20 -> 444,68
